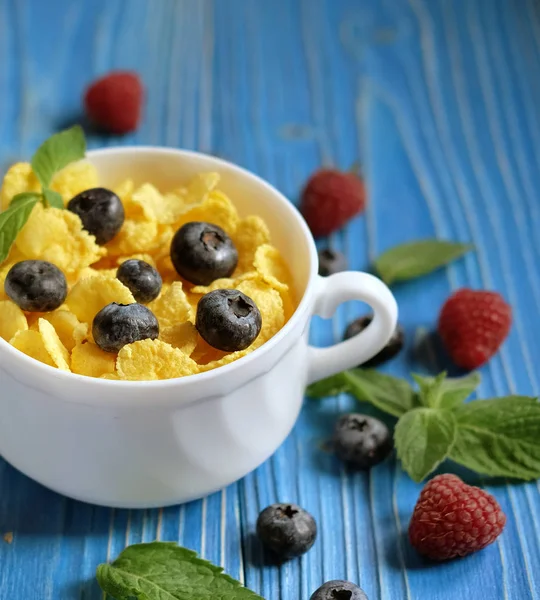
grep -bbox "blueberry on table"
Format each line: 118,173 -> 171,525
170,221 -> 238,285
310,580 -> 368,600
318,248 -> 347,277
196,289 -> 261,352
256,503 -> 317,559
344,315 -> 404,367
117,259 -> 162,304
5,260 -> 67,312
67,187 -> 125,245
92,303 -> 159,353
333,414 -> 393,470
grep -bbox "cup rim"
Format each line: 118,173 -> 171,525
0,146 -> 319,395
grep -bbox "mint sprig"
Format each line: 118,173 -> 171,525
96,542 -> 263,600
373,239 -> 473,285
308,369 -> 540,482
0,126 -> 86,261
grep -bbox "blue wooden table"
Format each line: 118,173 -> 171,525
1,0 -> 539,598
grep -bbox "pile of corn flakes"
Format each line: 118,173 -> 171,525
0,161 -> 296,381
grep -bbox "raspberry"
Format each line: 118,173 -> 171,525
300,169 -> 365,237
438,289 -> 511,370
409,474 -> 506,560
84,71 -> 143,134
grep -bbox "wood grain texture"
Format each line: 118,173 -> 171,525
0,0 -> 539,598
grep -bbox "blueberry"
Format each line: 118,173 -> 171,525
318,248 -> 347,277
196,289 -> 261,352
67,187 -> 125,245
310,580 -> 368,600
344,315 -> 404,367
5,260 -> 67,312
256,503 -> 317,559
92,303 -> 159,353
170,221 -> 238,285
117,259 -> 162,304
333,414 -> 393,470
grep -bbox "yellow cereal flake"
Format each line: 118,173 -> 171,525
190,278 -> 237,295
71,341 -> 117,378
115,253 -> 156,268
131,183 -> 189,225
10,330 -> 55,367
148,281 -> 191,329
114,179 -> 134,203
39,309 -> 84,351
174,191 -> 239,235
160,321 -> 198,356
51,161 -> 99,204
233,215 -> 271,275
280,288 -> 296,323
198,348 -> 251,372
253,244 -> 290,293
0,300 -> 28,341
66,275 -> 135,325
104,218 -> 159,256
0,162 -> 40,210
15,204 -> 104,273
185,172 -> 220,204
117,339 -> 199,380
237,278 -> 284,347
38,319 -> 70,371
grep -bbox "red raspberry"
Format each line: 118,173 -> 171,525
84,71 -> 143,134
300,169 -> 365,237
438,289 -> 511,370
409,474 -> 506,561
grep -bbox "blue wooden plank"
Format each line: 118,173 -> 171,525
0,0 -> 540,598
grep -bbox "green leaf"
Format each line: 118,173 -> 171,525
373,240 -> 473,285
10,191 -> 42,208
413,372 -> 447,408
344,369 -> 416,417
394,408 -> 457,481
306,372 -> 350,398
0,195 -> 39,262
42,188 -> 64,209
31,125 -> 86,188
449,396 -> 540,480
96,542 -> 263,600
413,371 -> 481,409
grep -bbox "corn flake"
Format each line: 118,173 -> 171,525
237,278 -> 284,346
39,309 -> 85,351
174,191 -> 239,235
160,321 -> 198,356
117,339 -> 199,380
148,282 -> 191,329
104,218 -> 159,256
38,319 -> 70,371
233,216 -> 270,275
71,341 -> 117,378
51,161 -> 99,204
10,330 -> 55,367
115,253 -> 156,268
131,183 -> 189,225
185,172 -> 220,204
66,275 -> 135,325
0,300 -> 28,341
0,163 -> 40,210
15,204 -> 104,273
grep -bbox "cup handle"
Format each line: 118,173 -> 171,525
307,272 -> 398,384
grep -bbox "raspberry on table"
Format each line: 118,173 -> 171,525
300,168 -> 365,237
84,71 -> 143,134
438,289 -> 512,370
409,474 -> 506,560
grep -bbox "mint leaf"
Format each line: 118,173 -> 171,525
344,369 -> 416,417
413,372 -> 447,408
31,125 -> 86,188
42,188 -> 64,209
449,396 -> 540,480
0,196 -> 39,262
306,372 -> 350,398
395,408 -> 457,481
10,192 -> 41,208
373,240 -> 473,285
96,542 -> 263,600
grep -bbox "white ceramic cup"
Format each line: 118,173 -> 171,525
0,147 -> 398,508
